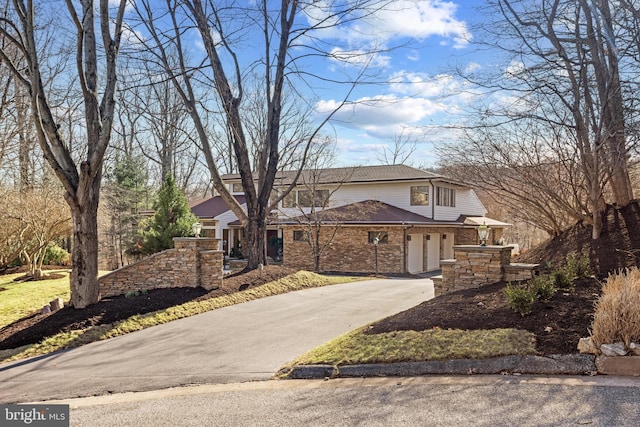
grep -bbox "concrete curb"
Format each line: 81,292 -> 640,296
285,354 -> 597,379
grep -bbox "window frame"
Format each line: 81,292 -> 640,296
293,230 -> 308,241
410,185 -> 430,206
284,189 -> 331,208
368,231 -> 389,244
436,186 -> 456,207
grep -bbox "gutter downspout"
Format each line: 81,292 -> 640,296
428,179 -> 435,220
402,223 -> 407,273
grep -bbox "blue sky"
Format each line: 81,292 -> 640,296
303,0 -> 486,167
121,1 -> 489,169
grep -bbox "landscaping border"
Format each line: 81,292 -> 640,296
283,354 -> 597,379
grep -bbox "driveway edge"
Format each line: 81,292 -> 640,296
285,354 -> 597,379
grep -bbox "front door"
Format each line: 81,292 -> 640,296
407,234 -> 424,274
427,233 -> 441,271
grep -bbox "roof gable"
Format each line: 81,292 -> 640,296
191,195 -> 246,218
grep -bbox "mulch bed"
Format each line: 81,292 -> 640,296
366,276 -> 602,356
0,265 -> 295,351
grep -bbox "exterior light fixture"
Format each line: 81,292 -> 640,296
192,221 -> 202,238
373,236 -> 380,277
477,222 -> 490,246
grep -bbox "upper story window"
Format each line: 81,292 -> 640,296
436,186 -> 456,207
410,186 -> 429,206
269,190 -> 280,208
282,189 -> 330,208
231,183 -> 243,193
282,191 -> 296,208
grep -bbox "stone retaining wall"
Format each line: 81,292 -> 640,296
98,237 -> 223,298
433,245 -> 538,296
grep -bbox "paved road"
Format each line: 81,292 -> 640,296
0,277 -> 433,403
59,375 -> 640,426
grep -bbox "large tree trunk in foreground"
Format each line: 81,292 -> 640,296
68,175 -> 101,308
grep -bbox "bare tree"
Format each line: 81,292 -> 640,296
13,187 -> 71,278
0,0 -> 127,307
440,119 -> 591,236
129,0 -> 393,269
445,0 -> 638,239
376,128 -> 420,166
279,142 -> 359,272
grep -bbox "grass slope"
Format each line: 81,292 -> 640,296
0,272 -> 70,328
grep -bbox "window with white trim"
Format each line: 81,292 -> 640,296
410,186 -> 429,206
282,189 -> 330,208
436,186 -> 455,207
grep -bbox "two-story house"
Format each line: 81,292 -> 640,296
190,164 -> 509,274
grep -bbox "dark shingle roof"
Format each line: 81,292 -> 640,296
279,200 -> 461,226
221,164 -> 458,186
191,195 -> 246,219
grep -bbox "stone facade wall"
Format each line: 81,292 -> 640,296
98,238 -> 223,298
433,245 -> 539,297
282,225 -> 492,274
283,226 -> 405,273
436,259 -> 456,295
200,250 -> 225,290
455,228 -> 480,245
453,246 -> 509,290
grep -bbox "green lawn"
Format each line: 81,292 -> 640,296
278,327 -> 537,377
0,271 -> 71,328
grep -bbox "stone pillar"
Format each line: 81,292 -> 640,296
200,250 -> 224,290
436,259 -> 456,296
173,237 -> 223,289
451,245 -> 512,292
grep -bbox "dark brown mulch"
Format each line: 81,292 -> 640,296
517,201 -> 640,276
366,276 -> 602,356
0,265 -> 295,351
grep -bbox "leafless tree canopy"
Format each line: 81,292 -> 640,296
441,0 -> 639,239
127,0 -> 401,268
0,0 -> 128,307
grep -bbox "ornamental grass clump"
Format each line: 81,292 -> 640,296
591,268 -> 640,349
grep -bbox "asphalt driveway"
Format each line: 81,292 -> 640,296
0,277 -> 433,403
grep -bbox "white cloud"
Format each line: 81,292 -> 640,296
329,47 -> 391,68
389,71 -> 460,97
464,62 -> 481,74
504,60 -> 525,79
119,22 -> 144,46
316,94 -> 450,141
317,95 -> 446,127
407,50 -> 421,61
305,0 -> 471,49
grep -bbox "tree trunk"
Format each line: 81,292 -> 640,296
244,215 -> 266,269
68,180 -> 101,309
